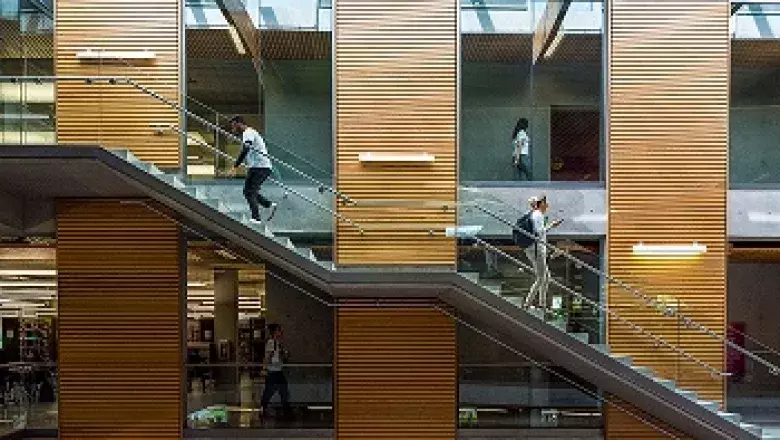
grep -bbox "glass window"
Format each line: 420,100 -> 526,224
460,0 -> 604,183
730,3 -> 780,186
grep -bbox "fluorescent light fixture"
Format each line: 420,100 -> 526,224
0,83 -> 54,104
632,242 -> 707,256
0,280 -> 56,287
747,211 -> 780,223
76,49 -> 156,60
188,281 -> 208,287
359,152 -> 435,163
0,270 -> 56,277
227,26 -> 247,55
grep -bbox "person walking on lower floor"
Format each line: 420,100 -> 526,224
521,195 -> 562,310
228,116 -> 277,224
260,324 -> 291,419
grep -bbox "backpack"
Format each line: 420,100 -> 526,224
513,211 -> 536,249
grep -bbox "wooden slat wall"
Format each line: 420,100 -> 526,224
334,0 -> 457,266
605,397 -> 693,440
607,0 -> 729,432
57,200 -> 183,439
55,0 -> 181,167
336,305 -> 456,439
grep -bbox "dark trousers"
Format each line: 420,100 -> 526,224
243,167 -> 273,220
261,371 -> 290,413
515,154 -> 532,180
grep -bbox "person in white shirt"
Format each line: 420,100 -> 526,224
228,116 -> 278,224
260,324 -> 291,418
512,117 -> 532,181
523,195 -> 563,309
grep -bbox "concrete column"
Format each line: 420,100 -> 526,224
214,268 -> 239,362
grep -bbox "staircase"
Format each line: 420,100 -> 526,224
104,147 -> 780,439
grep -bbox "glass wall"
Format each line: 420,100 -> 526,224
460,0 -> 604,183
727,243 -> 780,434
184,0 -> 333,182
0,0 -> 55,144
731,3 -> 780,186
185,241 -> 333,430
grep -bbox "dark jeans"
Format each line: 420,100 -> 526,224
243,167 -> 273,220
515,154 -> 532,180
261,371 -> 291,413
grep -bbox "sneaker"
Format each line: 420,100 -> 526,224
249,217 -> 263,225
265,203 -> 278,221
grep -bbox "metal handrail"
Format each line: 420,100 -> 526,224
148,200 -> 683,438
467,203 -> 780,376
181,97 -> 331,179
468,237 -> 725,378
171,124 -> 362,231
0,75 -> 353,205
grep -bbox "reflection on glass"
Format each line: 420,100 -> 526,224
460,0 -> 604,182
0,0 -> 55,145
731,5 -> 780,185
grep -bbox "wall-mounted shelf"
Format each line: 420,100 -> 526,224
76,49 -> 156,60
359,152 -> 436,163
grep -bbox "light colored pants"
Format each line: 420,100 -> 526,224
524,244 -> 550,308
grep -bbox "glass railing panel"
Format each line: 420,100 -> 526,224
730,105 -> 780,187
186,364 -> 333,429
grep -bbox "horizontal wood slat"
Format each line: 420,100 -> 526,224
55,0 -> 181,166
334,0 -> 457,266
336,305 -> 456,439
57,200 -> 183,439
607,3 -> 729,435
605,398 -> 692,440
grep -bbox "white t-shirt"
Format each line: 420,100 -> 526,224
531,210 -> 547,250
265,339 -> 283,372
513,129 -> 530,157
243,127 -> 273,169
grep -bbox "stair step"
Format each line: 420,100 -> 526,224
317,260 -> 335,271
274,236 -> 295,250
460,272 -> 480,283
568,332 -> 589,344
675,389 -> 698,401
111,148 -> 138,162
716,411 -> 741,425
740,423 -> 762,437
527,308 -> 545,320
157,174 -> 185,189
181,187 -> 198,198
696,400 -> 720,412
629,365 -> 652,376
133,160 -> 164,176
504,296 -> 524,308
197,197 -> 227,212
481,282 -> 501,295
610,354 -> 632,366
546,316 -> 567,331
297,247 -> 317,261
592,343 -> 610,354
651,377 -> 676,390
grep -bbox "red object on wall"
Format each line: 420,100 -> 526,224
727,322 -> 746,380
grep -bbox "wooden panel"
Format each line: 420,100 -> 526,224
334,0 -> 457,266
55,0 -> 181,167
336,305 -> 456,439
605,398 -> 692,440
57,200 -> 183,439
607,0 -> 729,422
